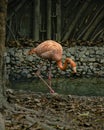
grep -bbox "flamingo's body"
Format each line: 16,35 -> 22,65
28,40 -> 77,93
29,40 -> 62,61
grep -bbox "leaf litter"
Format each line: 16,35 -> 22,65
4,90 -> 104,130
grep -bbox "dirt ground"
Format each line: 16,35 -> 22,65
4,90 -> 104,130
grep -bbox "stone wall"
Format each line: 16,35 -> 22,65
6,46 -> 104,81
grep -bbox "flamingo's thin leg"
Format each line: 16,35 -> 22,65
48,61 -> 54,93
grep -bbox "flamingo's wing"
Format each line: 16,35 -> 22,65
39,50 -> 54,60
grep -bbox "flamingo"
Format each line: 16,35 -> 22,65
28,40 -> 76,93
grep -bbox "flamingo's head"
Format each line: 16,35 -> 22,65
69,59 -> 77,73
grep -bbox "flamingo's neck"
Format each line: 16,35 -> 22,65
28,48 -> 36,55
57,58 -> 76,72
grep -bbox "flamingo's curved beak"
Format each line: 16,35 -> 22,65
70,59 -> 77,73
72,66 -> 77,73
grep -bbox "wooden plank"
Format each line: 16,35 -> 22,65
62,0 -> 91,42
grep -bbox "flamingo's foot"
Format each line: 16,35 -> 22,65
50,89 -> 55,94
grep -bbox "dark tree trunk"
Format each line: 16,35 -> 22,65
0,0 -> 7,129
47,0 -> 51,39
33,0 -> 40,41
56,0 -> 61,41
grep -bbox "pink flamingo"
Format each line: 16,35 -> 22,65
28,40 -> 76,93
